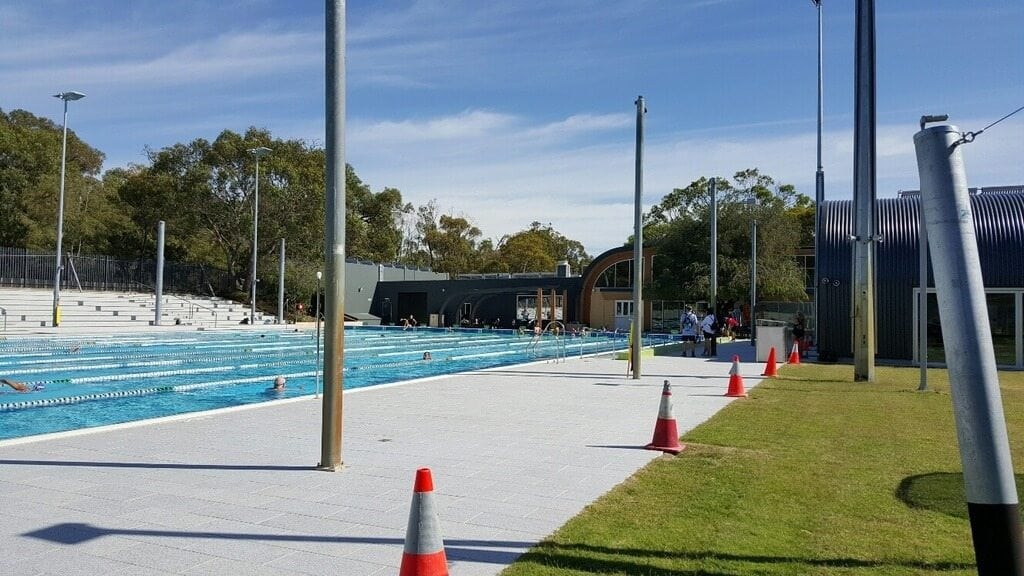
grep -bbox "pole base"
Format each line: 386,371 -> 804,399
968,502 -> 1024,575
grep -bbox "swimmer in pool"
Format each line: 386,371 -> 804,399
1,378 -> 29,392
268,375 -> 286,393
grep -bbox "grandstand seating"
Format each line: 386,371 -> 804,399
0,288 -> 276,332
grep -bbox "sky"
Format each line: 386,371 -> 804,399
2,1 -> 1022,257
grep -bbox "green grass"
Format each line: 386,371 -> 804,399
500,364 -> 1024,575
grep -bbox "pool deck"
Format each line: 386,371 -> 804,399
0,340 -> 766,576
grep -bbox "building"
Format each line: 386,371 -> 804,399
818,188 -> 1024,368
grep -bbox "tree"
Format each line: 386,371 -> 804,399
492,222 -> 591,274
345,167 -> 411,263
0,108 -> 106,250
646,169 -> 811,304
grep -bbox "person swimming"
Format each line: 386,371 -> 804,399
267,375 -> 286,393
1,378 -> 29,392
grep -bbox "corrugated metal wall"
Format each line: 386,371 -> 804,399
818,192 -> 1024,361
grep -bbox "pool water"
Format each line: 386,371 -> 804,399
0,326 -> 642,440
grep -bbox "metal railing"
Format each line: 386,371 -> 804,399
129,281 -> 219,328
0,247 -> 231,295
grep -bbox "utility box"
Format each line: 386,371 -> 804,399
756,320 -> 792,362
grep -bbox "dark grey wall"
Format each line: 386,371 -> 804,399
818,192 -> 1024,361
342,261 -> 447,319
371,277 -> 582,328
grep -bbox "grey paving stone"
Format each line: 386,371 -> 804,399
0,349 -> 762,575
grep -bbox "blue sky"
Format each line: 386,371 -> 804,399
3,1 -> 1022,256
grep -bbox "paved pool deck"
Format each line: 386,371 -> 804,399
0,340 -> 766,576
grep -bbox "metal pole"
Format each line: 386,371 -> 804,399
319,0 -> 346,471
813,0 -> 825,355
278,238 -> 286,324
155,221 -> 165,326
751,220 -> 758,347
316,271 -> 322,399
53,96 -> 73,327
631,95 -> 645,379
709,177 -> 718,357
918,198 -> 928,390
914,122 -> 1023,575
852,0 -> 877,381
250,156 -> 260,324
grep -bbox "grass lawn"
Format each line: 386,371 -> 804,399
501,364 -> 1024,575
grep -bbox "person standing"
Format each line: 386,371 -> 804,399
793,313 -> 807,357
679,306 -> 699,357
701,311 -> 717,357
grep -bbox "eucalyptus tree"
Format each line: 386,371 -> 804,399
645,168 -> 811,304
0,108 -> 108,251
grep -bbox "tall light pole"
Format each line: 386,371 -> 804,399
248,146 -> 272,324
751,219 -> 758,348
709,177 -> 718,356
812,0 -> 825,351
631,95 -> 645,379
52,91 -> 86,328
315,270 -> 322,399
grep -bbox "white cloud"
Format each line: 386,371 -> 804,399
349,111 -> 1024,256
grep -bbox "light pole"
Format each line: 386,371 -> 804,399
709,177 -> 718,356
751,219 -> 758,348
812,0 -> 825,354
315,270 -> 322,399
52,91 -> 86,328
248,146 -> 272,324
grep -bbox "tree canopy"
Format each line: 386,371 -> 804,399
0,111 -> 593,306
645,169 -> 812,304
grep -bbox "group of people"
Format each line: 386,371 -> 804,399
679,306 -> 719,357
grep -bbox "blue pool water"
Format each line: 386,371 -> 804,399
0,326 -> 645,440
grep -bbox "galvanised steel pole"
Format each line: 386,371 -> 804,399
278,238 -> 286,324
852,0 -> 876,381
251,155 -> 260,323
709,177 -> 718,357
813,0 -> 825,352
918,197 -> 928,391
751,220 -> 757,348
631,95 -> 645,379
320,0 -> 346,471
915,122 -> 1024,575
52,91 -> 85,327
155,221 -> 165,326
248,146 -> 272,323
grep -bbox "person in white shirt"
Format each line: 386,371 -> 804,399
679,306 -> 699,357
701,312 -> 717,357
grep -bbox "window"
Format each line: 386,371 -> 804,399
615,300 -> 634,317
596,259 -> 634,288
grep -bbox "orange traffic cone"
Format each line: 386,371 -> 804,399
761,346 -> 778,377
645,380 -> 684,454
400,468 -> 448,576
725,355 -> 747,397
788,342 -> 801,365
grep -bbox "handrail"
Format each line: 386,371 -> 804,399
128,281 -> 219,328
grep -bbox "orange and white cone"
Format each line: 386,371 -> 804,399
400,468 -> 448,576
788,341 -> 801,365
725,355 -> 747,397
645,380 -> 684,454
761,346 -> 778,377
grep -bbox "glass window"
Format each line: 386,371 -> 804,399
615,300 -> 634,317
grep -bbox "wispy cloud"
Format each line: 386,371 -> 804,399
350,111 -> 1024,255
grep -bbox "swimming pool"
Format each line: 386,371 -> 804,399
0,326 -> 646,440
